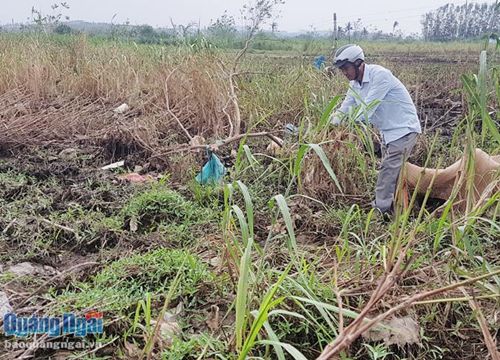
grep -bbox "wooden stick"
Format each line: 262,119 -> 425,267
152,130 -> 282,158
164,69 -> 193,141
317,269 -> 500,359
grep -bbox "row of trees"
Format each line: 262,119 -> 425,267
422,2 -> 499,41
336,19 -> 406,41
4,1 -> 498,43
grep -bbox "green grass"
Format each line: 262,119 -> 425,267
122,184 -> 213,232
162,334 -> 227,360
50,248 -> 211,314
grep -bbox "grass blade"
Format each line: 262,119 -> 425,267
274,194 -> 298,253
294,143 -> 343,193
262,321 -> 286,360
235,236 -> 254,351
239,266 -> 291,359
232,205 -> 250,247
318,95 -> 342,129
258,340 -> 308,360
237,180 -> 254,239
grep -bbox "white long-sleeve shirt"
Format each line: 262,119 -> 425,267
338,64 -> 421,144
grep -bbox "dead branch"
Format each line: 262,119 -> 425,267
11,262 -> 100,312
208,131 -> 282,150
221,0 -> 282,138
461,287 -> 500,360
317,269 -> 500,359
226,30 -> 256,137
165,68 -> 193,141
221,97 -> 235,137
226,71 -> 242,138
40,218 -> 78,235
152,130 -> 282,158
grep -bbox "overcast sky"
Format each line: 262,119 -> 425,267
0,0 -> 487,34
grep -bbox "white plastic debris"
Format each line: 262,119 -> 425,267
14,103 -> 29,115
113,103 -> 130,114
6,262 -> 56,276
363,316 -> 420,346
190,135 -> 206,147
101,160 -> 125,170
266,137 -> 283,156
150,302 -> 183,347
58,147 -> 78,160
8,262 -> 37,276
0,291 -> 13,318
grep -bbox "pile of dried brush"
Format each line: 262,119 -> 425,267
299,128 -> 378,206
0,37 -> 237,156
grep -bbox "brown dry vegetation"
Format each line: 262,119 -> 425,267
0,36 -> 479,155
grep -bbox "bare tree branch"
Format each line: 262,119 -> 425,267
317,269 -> 500,359
164,68 -> 193,141
152,130 -> 282,158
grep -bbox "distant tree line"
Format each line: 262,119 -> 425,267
336,19 -> 407,42
422,2 -> 499,41
6,2 -> 499,45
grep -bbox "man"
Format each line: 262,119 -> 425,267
330,44 -> 421,215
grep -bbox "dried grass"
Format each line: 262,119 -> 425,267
0,35 -> 236,154
300,129 -> 375,204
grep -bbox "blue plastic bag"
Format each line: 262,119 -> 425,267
313,55 -> 326,69
196,151 -> 226,185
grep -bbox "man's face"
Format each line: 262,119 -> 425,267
339,63 -> 357,81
